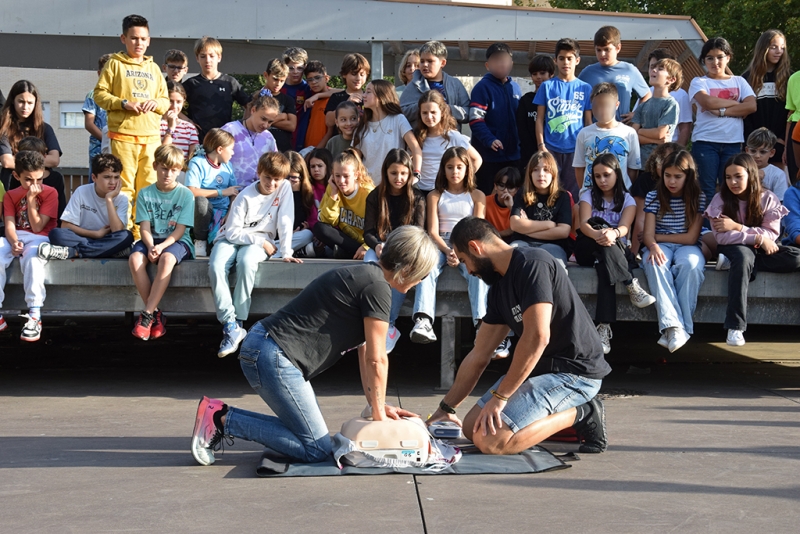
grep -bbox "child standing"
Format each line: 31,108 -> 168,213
83,54 -> 112,167
324,53 -> 369,137
129,145 -> 195,341
640,49 -> 693,146
573,82 -> 641,191
510,152 -> 574,269
485,167 -> 522,241
410,146 -> 487,344
285,151 -> 317,257
400,41 -> 470,128
326,101 -> 359,159
575,153 -> 656,354
209,151 -> 299,358
0,151 -> 55,342
221,96 -> 279,187
38,153 -> 133,260
281,47 -> 314,151
469,43 -> 522,195
397,49 -> 420,89
354,80 -> 421,184
517,55 -> 555,172
415,90 -> 482,193
313,148 -> 375,259
706,153 -> 800,346
534,38 -> 593,202
184,129 -> 239,256
94,15 -> 170,237
641,150 -> 707,353
250,59 -> 296,153
632,59 -> 682,165
303,61 -> 334,149
579,26 -> 651,123
746,127 -> 790,201
183,37 -> 251,142
160,81 -> 199,161
162,49 -> 188,83
689,37 -> 756,207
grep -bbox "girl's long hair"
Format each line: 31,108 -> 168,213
721,153 -> 763,227
590,153 -> 627,213
376,149 -> 416,241
745,29 -> 791,100
653,150 -> 702,227
414,90 -> 456,146
0,80 -> 44,154
334,147 -> 374,189
522,151 -> 561,208
286,151 -> 315,212
434,146 -> 475,194
354,79 -> 402,148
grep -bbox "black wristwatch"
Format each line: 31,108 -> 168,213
439,399 -> 456,414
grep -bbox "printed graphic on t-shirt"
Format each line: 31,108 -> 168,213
614,74 -> 631,86
430,81 -> 448,101
546,92 -> 586,134
755,82 -> 777,99
15,196 -> 39,230
709,87 -> 740,101
526,200 -> 557,222
153,202 -> 183,234
125,69 -> 155,100
584,135 -> 631,188
339,208 -> 365,229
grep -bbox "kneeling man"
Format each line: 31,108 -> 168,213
428,217 -> 610,454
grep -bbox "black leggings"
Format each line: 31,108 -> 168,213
312,222 -> 362,259
574,231 -> 633,324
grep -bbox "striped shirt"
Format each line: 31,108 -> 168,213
644,190 -> 707,234
160,119 -> 199,159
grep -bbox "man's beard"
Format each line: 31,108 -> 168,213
472,255 -> 502,286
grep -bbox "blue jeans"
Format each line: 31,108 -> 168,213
364,248 -> 405,325
477,372 -> 601,433
48,227 -> 133,258
275,228 -> 314,258
413,249 -> 488,324
225,323 -> 331,463
510,240 -> 568,271
208,239 -> 268,325
641,243 -> 705,334
692,141 -> 741,212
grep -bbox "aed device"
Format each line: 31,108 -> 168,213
340,417 -> 430,464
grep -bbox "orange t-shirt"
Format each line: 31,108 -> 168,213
3,184 -> 59,235
485,193 -> 511,232
305,97 -> 330,148
793,121 -> 800,143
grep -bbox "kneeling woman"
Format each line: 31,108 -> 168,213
191,226 -> 439,465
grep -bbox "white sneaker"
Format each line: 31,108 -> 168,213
726,329 -> 745,347
668,327 -> 690,353
410,317 -> 436,344
217,324 -> 247,358
657,330 -> 670,349
38,242 -> 71,260
627,278 -> 656,308
492,337 -> 512,360
716,253 -> 731,271
596,323 -> 612,355
386,325 -> 401,354
194,240 -> 208,257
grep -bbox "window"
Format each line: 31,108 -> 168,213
60,102 -> 84,128
42,101 -> 50,124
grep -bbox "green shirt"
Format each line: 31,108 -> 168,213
135,183 -> 195,257
786,71 -> 800,122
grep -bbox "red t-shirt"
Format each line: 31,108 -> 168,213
485,193 -> 511,232
3,184 -> 58,235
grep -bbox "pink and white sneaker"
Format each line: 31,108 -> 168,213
0,315 -> 7,332
191,396 -> 229,466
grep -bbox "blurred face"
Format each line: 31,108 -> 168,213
767,36 -> 786,66
556,51 -> 580,77
92,168 -> 122,196
592,163 -> 617,193
14,92 -> 36,120
308,157 -> 327,182
343,69 -> 367,92
121,26 -> 149,59
419,52 -> 445,81
420,102 -> 442,129
153,163 -> 181,190
333,162 -> 357,196
703,48 -> 730,77
286,61 -> 306,85
248,107 -> 278,132
386,162 -> 409,194
745,145 -> 775,168
164,61 -> 187,82
594,43 -> 620,66
306,71 -> 329,94
725,164 -> 749,197
264,73 -> 286,94
649,63 -> 675,89
591,93 -> 619,124
196,49 -> 221,74
217,143 -> 234,164
258,173 -> 285,195
662,166 -> 687,196
530,161 -> 554,194
403,56 -> 419,81
486,52 -> 513,80
530,70 -> 551,87
336,108 -> 359,138
445,157 -> 467,187
168,91 -> 185,115
13,169 -> 44,190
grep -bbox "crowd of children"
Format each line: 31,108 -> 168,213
2,13 -> 800,356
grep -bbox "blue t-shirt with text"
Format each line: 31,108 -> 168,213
533,77 -> 592,153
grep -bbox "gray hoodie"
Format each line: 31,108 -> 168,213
399,69 -> 470,128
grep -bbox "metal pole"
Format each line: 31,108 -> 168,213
371,41 -> 383,80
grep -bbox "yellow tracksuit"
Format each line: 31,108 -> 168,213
318,182 -> 375,249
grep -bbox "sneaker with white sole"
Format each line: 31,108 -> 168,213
38,242 -> 72,260
386,325 -> 401,354
194,240 -> 208,257
410,316 -> 436,344
191,396 -> 229,466
19,314 -> 42,342
668,327 -> 690,353
596,323 -> 612,355
627,278 -> 656,308
492,337 -> 512,360
726,329 -> 745,347
716,253 -> 731,271
657,330 -> 670,349
218,323 -> 247,358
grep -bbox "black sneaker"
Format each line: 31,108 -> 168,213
574,397 -> 607,453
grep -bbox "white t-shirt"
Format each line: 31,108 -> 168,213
60,183 -> 129,231
357,114 -> 413,185
579,189 -> 636,228
419,131 -> 471,191
762,164 -> 790,202
572,122 -> 641,190
689,76 -> 755,144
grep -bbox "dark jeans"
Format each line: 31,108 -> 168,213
312,222 -> 362,259
550,150 -> 580,204
718,244 -> 800,331
788,121 -> 798,184
194,196 -> 212,241
574,230 -> 633,324
475,159 -> 520,196
48,227 -> 134,258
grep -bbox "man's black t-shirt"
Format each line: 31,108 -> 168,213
183,73 -> 251,142
259,263 -> 392,380
510,191 -> 573,253
482,247 -> 611,379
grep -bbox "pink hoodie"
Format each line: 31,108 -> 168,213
704,190 -> 788,246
